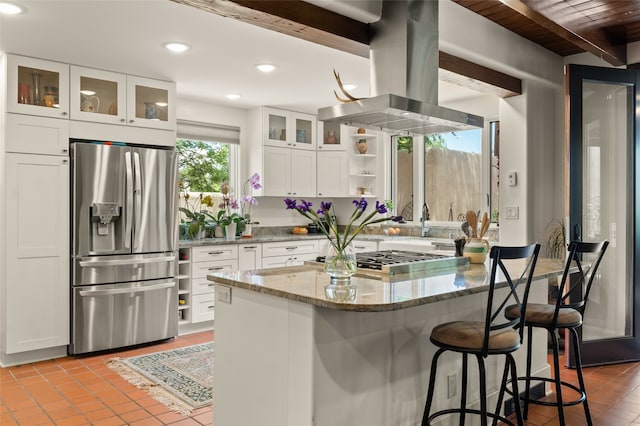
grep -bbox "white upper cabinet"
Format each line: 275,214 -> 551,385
126,75 -> 176,131
7,55 -> 70,119
70,66 -> 127,125
263,107 -> 316,150
317,120 -> 347,151
68,66 -> 175,130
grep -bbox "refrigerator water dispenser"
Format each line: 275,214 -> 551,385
90,202 -> 120,251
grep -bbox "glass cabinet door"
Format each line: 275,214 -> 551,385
264,108 -> 289,146
317,121 -> 345,151
70,66 -> 126,124
291,112 -> 316,150
8,54 -> 69,119
126,76 -> 176,130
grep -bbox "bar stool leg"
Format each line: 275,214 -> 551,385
521,325 -> 532,420
460,354 -> 468,425
569,327 -> 593,425
549,326 -> 566,425
422,348 -> 445,426
476,355 -> 488,426
507,354 -> 524,426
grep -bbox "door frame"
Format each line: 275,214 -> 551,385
566,63 -> 640,366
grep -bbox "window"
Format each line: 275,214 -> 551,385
176,120 -> 240,227
391,120 -> 498,224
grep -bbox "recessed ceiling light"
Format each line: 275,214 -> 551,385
0,2 -> 23,15
163,42 -> 190,53
343,84 -> 357,91
225,94 -> 241,100
80,90 -> 96,96
256,64 -> 276,73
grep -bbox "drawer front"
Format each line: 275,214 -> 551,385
192,277 -> 216,295
352,240 -> 378,253
192,259 -> 238,278
261,252 -> 317,269
191,245 -> 238,262
262,240 -> 318,257
192,294 -> 215,323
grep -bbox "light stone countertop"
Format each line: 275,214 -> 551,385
208,258 -> 566,312
178,233 -> 459,247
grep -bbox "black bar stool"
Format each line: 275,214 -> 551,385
422,243 -> 541,426
505,240 -> 608,425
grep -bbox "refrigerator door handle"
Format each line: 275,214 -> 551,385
79,281 -> 175,296
78,255 -> 176,267
125,151 -> 133,249
133,151 -> 142,250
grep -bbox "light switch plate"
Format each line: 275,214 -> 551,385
507,171 -> 517,186
505,206 -> 519,219
216,286 -> 232,304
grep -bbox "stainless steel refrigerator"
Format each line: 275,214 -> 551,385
69,140 -> 178,355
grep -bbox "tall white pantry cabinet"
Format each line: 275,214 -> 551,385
0,53 -> 177,366
1,55 -> 70,366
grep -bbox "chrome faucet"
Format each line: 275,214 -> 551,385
421,203 -> 430,237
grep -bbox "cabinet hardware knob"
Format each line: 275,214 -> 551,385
208,306 -> 215,309
129,119 -> 134,123
62,159 -> 68,163
62,111 -> 68,116
62,148 -> 68,153
121,118 -> 126,122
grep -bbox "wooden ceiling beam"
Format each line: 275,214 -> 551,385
172,0 -> 522,98
171,0 -> 371,58
500,0 -> 626,66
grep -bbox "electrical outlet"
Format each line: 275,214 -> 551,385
215,286 -> 232,304
447,373 -> 457,399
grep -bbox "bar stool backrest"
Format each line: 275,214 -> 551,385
485,244 -> 541,357
557,240 -> 609,320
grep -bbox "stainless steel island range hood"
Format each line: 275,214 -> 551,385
318,0 -> 483,135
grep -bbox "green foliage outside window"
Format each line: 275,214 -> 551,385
176,139 -> 229,192
395,134 -> 447,153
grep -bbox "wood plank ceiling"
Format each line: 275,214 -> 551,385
453,0 -> 640,67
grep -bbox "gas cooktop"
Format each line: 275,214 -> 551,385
316,250 -> 468,275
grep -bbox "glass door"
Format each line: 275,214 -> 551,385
70,66 -> 126,124
566,64 -> 640,366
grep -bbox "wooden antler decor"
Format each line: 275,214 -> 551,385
333,69 -> 365,103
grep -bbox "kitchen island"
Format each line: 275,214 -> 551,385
208,258 -> 565,426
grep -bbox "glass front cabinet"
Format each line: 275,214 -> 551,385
7,55 -> 70,119
70,68 -> 176,130
262,107 -> 316,150
70,66 -> 126,124
126,75 -> 176,131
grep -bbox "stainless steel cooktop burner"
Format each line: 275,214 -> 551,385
316,250 -> 468,275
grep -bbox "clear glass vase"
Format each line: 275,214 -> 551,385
323,242 -> 357,284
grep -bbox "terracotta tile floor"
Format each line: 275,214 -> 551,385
0,331 -> 213,426
505,351 -> 640,426
2,330 -> 639,425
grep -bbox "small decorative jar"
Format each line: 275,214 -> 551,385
463,238 -> 490,264
356,139 -> 368,154
326,130 -> 337,144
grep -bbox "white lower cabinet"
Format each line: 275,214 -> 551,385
239,243 -> 262,270
318,238 -> 378,255
177,244 -> 238,331
3,153 -> 69,357
262,240 -> 319,268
